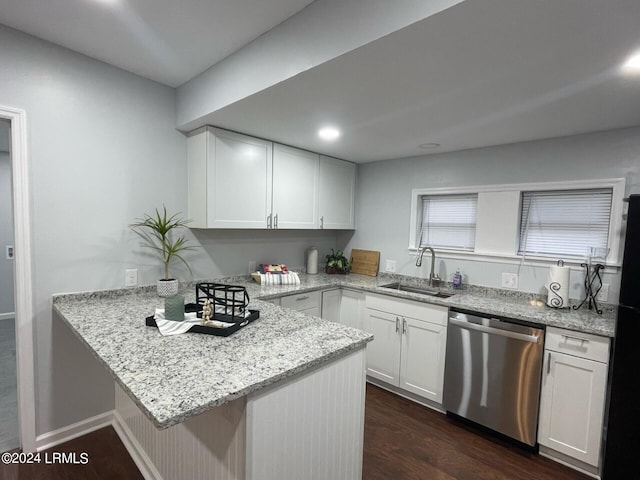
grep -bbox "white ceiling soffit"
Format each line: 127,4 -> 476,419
202,0 -> 640,163
0,0 -> 315,87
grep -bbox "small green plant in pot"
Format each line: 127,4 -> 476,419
130,206 -> 195,297
325,249 -> 350,274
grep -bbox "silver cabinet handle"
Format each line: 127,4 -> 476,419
562,334 -> 588,346
402,318 -> 407,335
395,316 -> 400,333
547,352 -> 551,374
320,216 -> 324,229
449,317 -> 540,343
267,214 -> 272,229
274,213 -> 278,229
296,296 -> 310,301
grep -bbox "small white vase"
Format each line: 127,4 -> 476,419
157,279 -> 179,297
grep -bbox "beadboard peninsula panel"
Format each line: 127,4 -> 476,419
246,348 -> 367,480
115,385 -> 246,480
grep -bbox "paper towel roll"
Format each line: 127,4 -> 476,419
546,265 -> 570,308
307,247 -> 318,275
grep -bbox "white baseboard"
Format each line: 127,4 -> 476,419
112,411 -> 162,480
0,312 -> 15,321
35,411 -> 114,452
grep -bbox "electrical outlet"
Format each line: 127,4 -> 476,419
501,272 -> 519,289
125,269 -> 138,287
386,259 -> 397,273
596,283 -> 610,303
248,261 -> 257,274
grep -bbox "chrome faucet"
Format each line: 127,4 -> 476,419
416,246 -> 441,286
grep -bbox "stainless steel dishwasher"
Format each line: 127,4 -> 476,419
443,309 -> 544,447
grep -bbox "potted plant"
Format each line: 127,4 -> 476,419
325,249 -> 350,274
130,206 -> 195,297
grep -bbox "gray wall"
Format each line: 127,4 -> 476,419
0,25 -> 341,437
0,25 -> 192,435
0,142 -> 14,315
346,127 -> 640,300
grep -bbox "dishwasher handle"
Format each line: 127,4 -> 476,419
449,317 -> 541,343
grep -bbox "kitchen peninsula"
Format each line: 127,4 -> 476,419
53,286 -> 372,480
53,272 -> 616,479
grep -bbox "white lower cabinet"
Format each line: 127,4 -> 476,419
321,288 -> 365,330
363,293 -> 448,404
280,291 -> 321,317
538,327 -> 610,468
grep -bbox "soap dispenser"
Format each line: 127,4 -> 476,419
453,269 -> 462,289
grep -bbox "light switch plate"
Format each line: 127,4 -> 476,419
6,245 -> 14,260
385,259 -> 397,273
501,272 -> 519,289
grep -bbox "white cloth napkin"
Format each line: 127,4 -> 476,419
153,308 -> 250,336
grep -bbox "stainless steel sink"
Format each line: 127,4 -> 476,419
380,282 -> 454,298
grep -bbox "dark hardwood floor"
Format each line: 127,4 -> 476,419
1,384 -> 591,479
363,384 -> 590,480
0,427 -> 143,480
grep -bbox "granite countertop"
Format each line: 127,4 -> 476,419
246,272 -> 616,337
53,287 -> 373,430
52,271 -> 615,429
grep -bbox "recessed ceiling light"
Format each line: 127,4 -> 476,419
318,127 -> 341,141
621,51 -> 640,74
419,142 -> 440,150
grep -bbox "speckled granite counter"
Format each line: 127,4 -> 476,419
53,288 -> 372,430
245,272 -> 616,337
52,271 -> 614,429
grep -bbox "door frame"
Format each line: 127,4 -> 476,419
1,105 -> 36,452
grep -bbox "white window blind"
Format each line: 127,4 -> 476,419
419,194 -> 477,250
519,188 -> 613,259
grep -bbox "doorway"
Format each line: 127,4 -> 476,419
0,118 -> 18,452
0,106 -> 35,453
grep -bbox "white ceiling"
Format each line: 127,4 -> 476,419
0,0 -> 314,87
1,0 -> 640,162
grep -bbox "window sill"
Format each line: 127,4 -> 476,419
408,247 -> 621,273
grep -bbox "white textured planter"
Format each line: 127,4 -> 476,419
157,279 -> 179,297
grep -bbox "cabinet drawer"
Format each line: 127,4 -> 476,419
280,291 -> 321,313
545,327 -> 610,363
365,293 -> 447,326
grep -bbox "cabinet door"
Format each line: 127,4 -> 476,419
399,317 -> 447,404
363,309 -> 401,386
321,289 -> 341,322
208,129 -> 272,228
319,156 -> 356,229
340,289 -> 365,330
538,350 -> 607,467
272,144 -> 319,229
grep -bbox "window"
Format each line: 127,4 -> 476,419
518,188 -> 613,259
419,194 -> 478,251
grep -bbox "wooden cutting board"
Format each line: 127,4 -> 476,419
350,249 -> 380,276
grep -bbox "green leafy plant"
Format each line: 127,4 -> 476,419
325,248 -> 350,274
129,206 -> 195,280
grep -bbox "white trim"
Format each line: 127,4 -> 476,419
35,411 -> 114,452
0,312 -> 15,321
0,105 -> 36,453
407,247 -> 621,272
112,411 -> 162,480
409,178 -> 626,266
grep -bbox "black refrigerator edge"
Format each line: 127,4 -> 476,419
602,194 -> 640,479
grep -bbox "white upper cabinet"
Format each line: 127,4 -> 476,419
188,127 -> 272,228
188,128 -> 356,229
272,144 -> 319,229
319,156 -> 357,230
